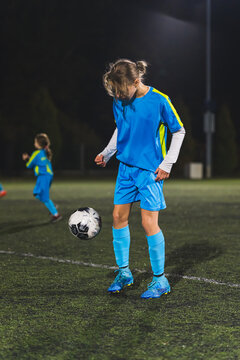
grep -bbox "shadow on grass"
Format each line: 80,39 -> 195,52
0,220 -> 53,235
129,241 -> 223,291
165,241 -> 223,287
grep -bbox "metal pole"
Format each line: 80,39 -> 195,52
206,0 -> 211,102
205,0 -> 212,178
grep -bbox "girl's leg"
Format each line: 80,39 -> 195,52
141,209 -> 170,298
43,199 -> 58,216
108,203 -> 133,292
35,193 -> 58,216
141,209 -> 164,276
113,203 -> 132,229
112,203 -> 132,268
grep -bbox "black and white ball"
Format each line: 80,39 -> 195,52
68,207 -> 102,240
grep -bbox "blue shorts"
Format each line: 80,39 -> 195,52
114,162 -> 166,211
33,175 -> 53,202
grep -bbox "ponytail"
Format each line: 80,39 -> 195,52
35,133 -> 52,161
44,145 -> 52,161
136,60 -> 148,76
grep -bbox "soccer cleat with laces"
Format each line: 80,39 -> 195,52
141,275 -> 171,299
108,268 -> 134,293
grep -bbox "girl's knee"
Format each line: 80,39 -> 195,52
141,216 -> 152,232
141,215 -> 160,235
113,209 -> 128,227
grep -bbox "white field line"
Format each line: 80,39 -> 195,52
0,250 -> 240,289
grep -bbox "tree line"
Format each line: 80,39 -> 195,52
0,1 -> 239,177
0,87 -> 238,176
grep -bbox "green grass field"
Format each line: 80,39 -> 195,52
0,178 -> 240,360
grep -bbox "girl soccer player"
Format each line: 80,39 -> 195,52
22,133 -> 62,223
95,59 -> 185,299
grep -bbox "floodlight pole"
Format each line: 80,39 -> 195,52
204,0 -> 215,178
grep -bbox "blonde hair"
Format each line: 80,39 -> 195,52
103,59 -> 148,98
35,133 -> 52,160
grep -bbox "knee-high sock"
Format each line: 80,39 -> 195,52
112,225 -> 130,268
146,230 -> 165,276
43,199 -> 58,216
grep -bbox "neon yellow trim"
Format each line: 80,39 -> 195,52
26,150 -> 40,167
152,88 -> 183,127
41,157 -> 47,161
46,164 -> 53,175
159,123 -> 166,159
35,166 -> 39,175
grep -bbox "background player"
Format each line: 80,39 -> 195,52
22,133 -> 62,223
0,183 -> 7,198
95,59 -> 185,299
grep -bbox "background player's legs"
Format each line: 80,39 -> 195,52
43,199 -> 58,216
35,194 -> 57,214
34,176 -> 61,221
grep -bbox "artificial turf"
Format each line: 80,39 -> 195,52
0,178 -> 239,359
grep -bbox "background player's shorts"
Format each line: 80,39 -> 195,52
33,175 -> 53,202
114,162 -> 166,211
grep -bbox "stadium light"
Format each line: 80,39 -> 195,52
204,0 -> 215,178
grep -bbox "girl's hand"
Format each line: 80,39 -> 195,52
94,154 -> 106,167
22,153 -> 29,161
154,167 -> 170,181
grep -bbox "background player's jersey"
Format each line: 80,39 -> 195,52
26,149 -> 53,176
112,87 -> 183,172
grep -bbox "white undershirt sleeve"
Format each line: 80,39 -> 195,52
99,127 -> 118,163
99,126 -> 185,170
158,127 -> 186,173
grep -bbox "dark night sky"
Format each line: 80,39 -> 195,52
0,0 -> 240,172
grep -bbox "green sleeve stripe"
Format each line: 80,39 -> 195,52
46,165 -> 53,175
153,88 -> 183,127
159,123 -> 166,159
26,150 -> 40,167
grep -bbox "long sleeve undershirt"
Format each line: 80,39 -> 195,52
100,127 -> 186,173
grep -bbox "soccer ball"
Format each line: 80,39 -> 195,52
68,207 -> 102,240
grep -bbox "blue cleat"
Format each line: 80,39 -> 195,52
108,268 -> 134,293
141,275 -> 171,299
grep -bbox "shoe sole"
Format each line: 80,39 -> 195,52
141,290 -> 171,299
108,282 -> 134,293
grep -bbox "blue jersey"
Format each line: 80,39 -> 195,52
26,149 -> 53,176
113,87 -> 183,172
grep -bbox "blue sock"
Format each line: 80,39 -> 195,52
112,225 -> 130,269
146,230 -> 165,276
43,199 -> 58,216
